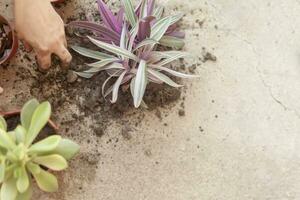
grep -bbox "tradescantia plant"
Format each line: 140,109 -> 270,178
70,0 -> 198,108
0,99 -> 79,200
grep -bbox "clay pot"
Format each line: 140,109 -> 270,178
0,110 -> 59,131
0,15 -> 18,65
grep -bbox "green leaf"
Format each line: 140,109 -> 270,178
88,36 -> 138,61
16,180 -> 32,200
134,60 -> 148,108
150,17 -> 172,42
33,169 -> 58,192
33,154 -> 68,171
0,116 -> 7,131
120,23 -> 128,52
130,78 -> 148,109
87,58 -> 120,68
156,51 -> 189,66
134,39 -> 158,51
153,6 -> 164,19
0,129 -> 16,150
112,71 -> 127,103
122,0 -> 137,26
148,68 -> 183,87
50,139 -> 80,160
159,36 -> 185,49
71,45 -> 114,60
139,0 -> 148,18
20,99 -> 39,131
25,102 -> 51,146
28,135 -> 61,155
0,159 -> 6,183
74,71 -> 95,79
154,66 -> 200,78
169,13 -> 184,25
16,167 -> 29,193
26,162 -> 41,175
14,125 -> 26,144
1,177 -> 17,200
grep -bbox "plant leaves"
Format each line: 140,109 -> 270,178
150,17 -> 172,42
112,71 -> 127,103
1,177 -> 17,200
20,99 -> 39,131
97,0 -> 121,33
26,162 -> 41,175
0,116 -> 7,131
71,46 -> 114,60
134,38 -> 158,51
155,51 -> 189,66
88,36 -> 139,61
28,135 -> 61,155
120,22 -> 128,51
87,58 -> 120,68
139,0 -> 148,18
68,21 -> 120,43
0,159 -> 6,183
16,180 -> 32,200
159,36 -> 185,49
169,13 -> 184,26
138,16 -> 154,41
14,125 -> 26,144
84,63 -> 124,74
134,60 -> 148,108
16,166 -> 29,193
130,78 -> 148,109
0,129 -> 16,150
122,0 -> 137,26
147,68 -> 182,87
50,139 -> 80,160
26,102 -> 51,146
74,71 -> 95,79
154,66 -> 200,78
33,169 -> 58,192
33,154 -> 68,171
147,0 -> 156,15
153,6 -> 164,19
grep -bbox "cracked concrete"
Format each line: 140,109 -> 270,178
1,0 -> 300,200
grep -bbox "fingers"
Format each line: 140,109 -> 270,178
36,52 -> 52,70
54,44 -> 72,68
0,87 -> 3,94
23,41 -> 33,52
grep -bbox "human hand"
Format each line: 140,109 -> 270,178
14,0 -> 72,70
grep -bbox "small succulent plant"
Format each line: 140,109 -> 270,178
70,0 -> 198,108
0,99 -> 79,200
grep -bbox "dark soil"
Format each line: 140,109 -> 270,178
5,114 -> 55,141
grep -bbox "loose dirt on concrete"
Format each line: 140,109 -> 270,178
6,0 -> 300,200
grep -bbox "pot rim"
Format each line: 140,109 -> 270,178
0,15 -> 18,65
0,110 -> 59,131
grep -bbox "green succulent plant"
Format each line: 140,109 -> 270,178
0,99 -> 79,200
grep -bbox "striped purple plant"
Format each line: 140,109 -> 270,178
70,0 -> 198,108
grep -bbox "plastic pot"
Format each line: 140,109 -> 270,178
0,15 -> 18,65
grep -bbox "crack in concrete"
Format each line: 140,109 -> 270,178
227,30 -> 300,119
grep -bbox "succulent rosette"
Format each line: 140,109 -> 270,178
0,99 -> 79,200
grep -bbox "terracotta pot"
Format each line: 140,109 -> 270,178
0,110 -> 59,131
0,15 -> 18,65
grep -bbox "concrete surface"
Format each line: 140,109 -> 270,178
1,0 -> 300,200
